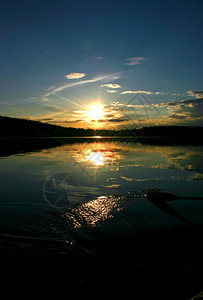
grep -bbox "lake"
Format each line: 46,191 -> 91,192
0,137 -> 202,298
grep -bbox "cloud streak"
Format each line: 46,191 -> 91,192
65,72 -> 86,79
155,98 -> 203,108
44,73 -> 121,98
101,83 -> 121,89
107,90 -> 117,93
153,97 -> 203,125
121,90 -> 153,95
187,90 -> 203,98
168,113 -> 188,119
125,57 -> 147,66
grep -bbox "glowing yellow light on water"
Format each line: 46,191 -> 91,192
85,151 -> 105,166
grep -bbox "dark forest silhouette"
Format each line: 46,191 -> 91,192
0,115 -> 203,142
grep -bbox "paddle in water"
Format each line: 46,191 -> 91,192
147,191 -> 203,202
146,190 -> 202,225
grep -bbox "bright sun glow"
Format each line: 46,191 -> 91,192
85,103 -> 105,121
85,151 -> 105,165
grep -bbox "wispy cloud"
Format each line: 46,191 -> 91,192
121,176 -> 133,182
155,98 -> 203,108
51,119 -> 83,124
101,83 -> 121,88
109,95 -> 203,126
125,57 -> 147,66
94,56 -> 103,60
39,96 -> 202,128
154,97 -> 203,125
107,90 -> 117,93
65,72 -> 86,79
96,117 -> 129,123
168,113 -> 188,120
36,117 -> 55,122
107,118 -> 129,123
187,90 -> 203,98
44,73 -> 121,98
121,90 -> 153,95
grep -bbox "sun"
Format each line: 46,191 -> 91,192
85,103 -> 105,121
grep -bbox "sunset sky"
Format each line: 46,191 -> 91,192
0,0 -> 202,129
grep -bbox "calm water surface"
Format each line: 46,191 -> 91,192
0,138 -> 202,297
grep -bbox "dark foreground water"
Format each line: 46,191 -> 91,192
0,137 -> 203,298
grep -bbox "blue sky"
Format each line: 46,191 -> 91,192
0,0 -> 202,128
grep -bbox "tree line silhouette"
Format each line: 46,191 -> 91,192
0,115 -> 202,141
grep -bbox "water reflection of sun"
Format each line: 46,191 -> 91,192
64,195 -> 124,228
72,142 -> 121,170
85,151 -> 105,166
84,149 -> 116,166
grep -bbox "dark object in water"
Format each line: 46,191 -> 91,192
146,191 -> 203,225
190,290 -> 203,300
147,191 -> 203,202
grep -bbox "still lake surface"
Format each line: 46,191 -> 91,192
0,137 -> 202,297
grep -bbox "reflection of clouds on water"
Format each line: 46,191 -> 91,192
1,139 -> 203,240
3,141 -> 202,197
121,145 -> 203,174
40,142 -> 202,191
70,143 -> 203,188
85,150 -> 105,166
103,184 -> 121,188
26,141 -> 203,176
71,142 -> 123,175
188,173 -> 203,181
160,149 -> 203,173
